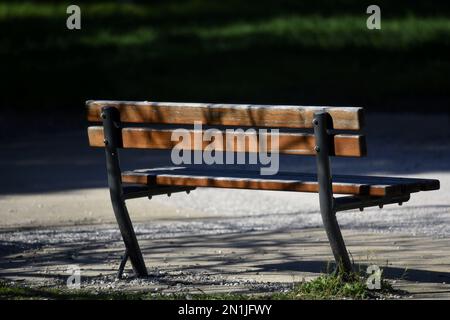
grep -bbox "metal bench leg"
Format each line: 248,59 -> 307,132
109,189 -> 148,277
313,112 -> 352,274
103,107 -> 148,278
117,250 -> 129,279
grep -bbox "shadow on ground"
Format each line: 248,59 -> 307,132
1,225 -> 449,293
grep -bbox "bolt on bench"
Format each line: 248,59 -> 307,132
86,100 -> 440,278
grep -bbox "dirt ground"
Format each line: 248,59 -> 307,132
0,113 -> 449,298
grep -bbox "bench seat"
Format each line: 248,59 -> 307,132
122,167 -> 439,197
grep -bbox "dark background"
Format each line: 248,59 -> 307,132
0,0 -> 449,195
1,0 -> 449,129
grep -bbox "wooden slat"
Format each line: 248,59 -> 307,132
121,167 -> 440,196
87,126 -> 366,157
86,100 -> 364,130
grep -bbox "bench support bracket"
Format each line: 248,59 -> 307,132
102,107 -> 148,278
313,112 -> 353,274
334,194 -> 410,212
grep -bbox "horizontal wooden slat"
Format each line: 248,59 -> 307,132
121,167 -> 440,196
86,100 -> 364,130
88,126 -> 366,157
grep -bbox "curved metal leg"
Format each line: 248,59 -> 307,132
318,199 -> 352,274
313,112 -> 352,274
117,250 -> 129,279
103,107 -> 148,277
109,191 -> 148,277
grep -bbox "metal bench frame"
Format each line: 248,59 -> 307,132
101,106 -> 409,278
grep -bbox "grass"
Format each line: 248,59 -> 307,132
1,0 -> 449,114
273,271 -> 395,300
0,270 -> 399,300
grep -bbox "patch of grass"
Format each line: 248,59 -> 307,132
273,271 -> 394,300
0,270 -> 399,300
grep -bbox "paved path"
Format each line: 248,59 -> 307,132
1,224 -> 450,298
0,113 -> 449,298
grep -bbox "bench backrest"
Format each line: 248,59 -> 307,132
87,100 -> 366,157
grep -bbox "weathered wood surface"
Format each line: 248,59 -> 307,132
88,126 -> 366,157
86,100 -> 364,130
121,167 -> 440,197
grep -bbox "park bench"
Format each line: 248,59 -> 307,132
86,100 -> 440,278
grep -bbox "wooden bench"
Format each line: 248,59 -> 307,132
87,100 -> 440,278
